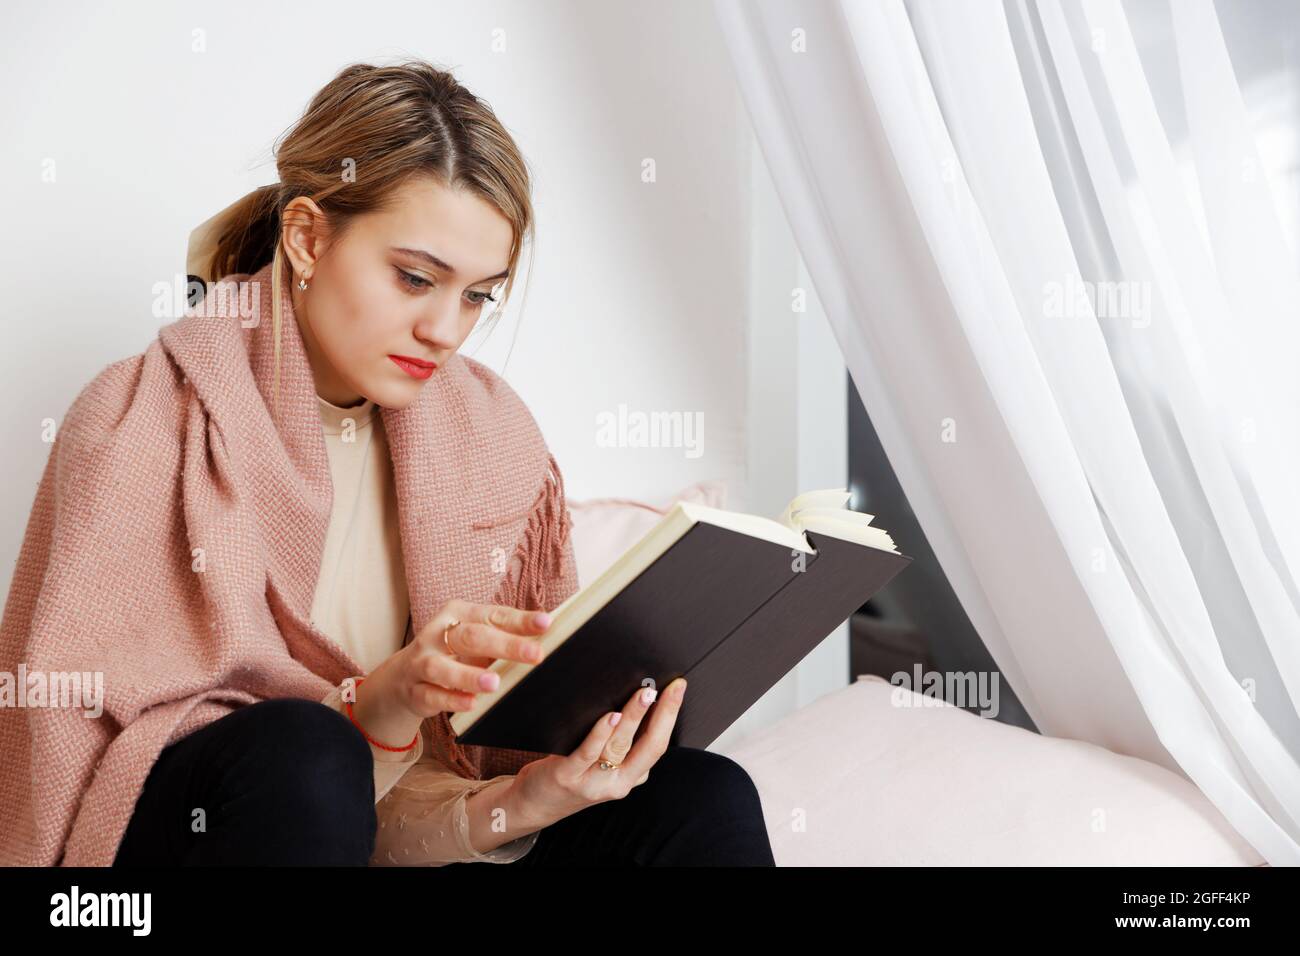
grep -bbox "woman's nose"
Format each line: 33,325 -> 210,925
413,295 -> 464,350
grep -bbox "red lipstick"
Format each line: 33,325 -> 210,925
388,354 -> 438,380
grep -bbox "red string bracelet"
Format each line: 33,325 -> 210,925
344,677 -> 420,753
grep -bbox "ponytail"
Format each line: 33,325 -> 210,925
187,183 -> 283,285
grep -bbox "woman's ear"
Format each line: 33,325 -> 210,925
281,196 -> 331,278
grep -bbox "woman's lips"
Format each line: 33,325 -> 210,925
388,354 -> 437,380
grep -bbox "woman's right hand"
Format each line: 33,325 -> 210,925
390,599 -> 551,718
349,599 -> 552,749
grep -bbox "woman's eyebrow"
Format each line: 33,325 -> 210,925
392,246 -> 509,282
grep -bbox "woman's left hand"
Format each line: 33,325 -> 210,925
501,678 -> 688,832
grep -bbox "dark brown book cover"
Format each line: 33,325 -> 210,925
454,522 -> 913,754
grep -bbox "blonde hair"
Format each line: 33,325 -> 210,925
193,60 -> 536,417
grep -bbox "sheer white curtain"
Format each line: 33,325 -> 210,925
713,0 -> 1300,865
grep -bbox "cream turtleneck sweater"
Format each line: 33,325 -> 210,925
310,393 -> 539,865
309,393 -> 410,672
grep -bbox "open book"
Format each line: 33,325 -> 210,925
451,488 -> 913,753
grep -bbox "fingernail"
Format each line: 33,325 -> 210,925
641,686 -> 657,705
674,680 -> 687,699
479,672 -> 499,691
534,612 -> 551,628
609,712 -> 622,727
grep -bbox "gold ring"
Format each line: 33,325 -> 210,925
442,619 -> 459,654
597,759 -> 620,771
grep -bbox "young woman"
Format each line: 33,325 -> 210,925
0,60 -> 774,867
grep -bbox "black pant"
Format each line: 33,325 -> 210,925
113,698 -> 776,867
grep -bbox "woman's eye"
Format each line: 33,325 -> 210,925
397,268 -> 496,306
397,268 -> 431,291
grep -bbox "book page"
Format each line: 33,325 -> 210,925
783,488 -> 899,553
677,501 -> 813,554
778,488 -> 853,531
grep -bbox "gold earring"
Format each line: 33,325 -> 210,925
298,274 -> 310,291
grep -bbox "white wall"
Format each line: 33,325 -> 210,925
0,0 -> 750,510
712,128 -> 850,754
0,0 -> 849,742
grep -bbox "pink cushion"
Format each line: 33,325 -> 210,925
567,480 -> 728,589
720,674 -> 1265,866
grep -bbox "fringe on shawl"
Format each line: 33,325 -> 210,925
432,451 -> 575,780
500,450 -> 573,612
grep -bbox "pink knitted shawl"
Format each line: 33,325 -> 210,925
0,259 -> 578,866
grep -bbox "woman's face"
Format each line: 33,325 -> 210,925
282,174 -> 513,409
